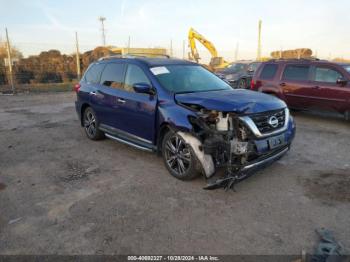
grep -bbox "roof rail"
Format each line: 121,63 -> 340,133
126,53 -> 170,58
267,57 -> 324,62
98,53 -> 170,61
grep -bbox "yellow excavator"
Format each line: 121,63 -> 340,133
188,28 -> 229,71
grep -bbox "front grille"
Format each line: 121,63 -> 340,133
250,109 -> 286,134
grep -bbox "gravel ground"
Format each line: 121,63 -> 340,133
0,92 -> 349,255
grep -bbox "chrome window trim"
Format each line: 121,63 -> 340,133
239,108 -> 290,138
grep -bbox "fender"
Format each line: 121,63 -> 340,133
157,102 -> 197,133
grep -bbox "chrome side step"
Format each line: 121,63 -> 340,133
105,133 -> 153,152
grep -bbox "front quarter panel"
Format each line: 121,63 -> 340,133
157,100 -> 197,133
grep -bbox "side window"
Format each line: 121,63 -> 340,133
282,65 -> 310,81
260,64 -> 278,80
314,67 -> 343,83
84,63 -> 105,84
100,63 -> 125,89
124,64 -> 151,92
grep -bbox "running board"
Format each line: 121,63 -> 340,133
105,133 -> 154,152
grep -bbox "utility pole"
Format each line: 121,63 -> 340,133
234,42 -> 239,61
75,32 -> 81,80
170,39 -> 173,57
182,40 -> 185,59
98,16 -> 106,46
127,36 -> 131,53
257,20 -> 262,61
5,28 -> 14,94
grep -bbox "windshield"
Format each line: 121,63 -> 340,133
223,63 -> 245,73
152,65 -> 231,94
248,62 -> 261,72
342,65 -> 350,73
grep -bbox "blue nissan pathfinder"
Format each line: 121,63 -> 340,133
75,56 -> 295,189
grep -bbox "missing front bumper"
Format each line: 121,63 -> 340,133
204,145 -> 290,190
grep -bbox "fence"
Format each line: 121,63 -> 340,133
0,30 -> 122,94
0,30 -> 177,94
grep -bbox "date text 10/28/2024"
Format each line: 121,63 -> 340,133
128,256 -> 219,261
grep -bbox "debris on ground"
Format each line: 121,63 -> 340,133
8,217 -> 22,225
311,228 -> 344,262
85,165 -> 100,174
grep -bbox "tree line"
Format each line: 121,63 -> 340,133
0,45 -> 115,85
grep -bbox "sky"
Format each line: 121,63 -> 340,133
1,0 -> 349,62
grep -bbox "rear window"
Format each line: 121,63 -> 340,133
282,65 -> 310,81
260,64 -> 278,79
84,63 -> 105,84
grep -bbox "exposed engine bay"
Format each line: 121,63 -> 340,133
178,105 -> 289,190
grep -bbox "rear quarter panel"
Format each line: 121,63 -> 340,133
254,63 -> 286,99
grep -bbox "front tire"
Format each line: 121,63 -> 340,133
162,131 -> 200,181
83,107 -> 105,140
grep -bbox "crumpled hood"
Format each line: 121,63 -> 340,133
175,89 -> 286,114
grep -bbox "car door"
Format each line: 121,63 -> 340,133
309,65 -> 350,112
90,62 -> 126,127
115,64 -> 157,143
280,64 -> 314,109
81,62 -> 107,122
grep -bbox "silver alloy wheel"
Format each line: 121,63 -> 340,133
164,134 -> 191,176
84,110 -> 96,138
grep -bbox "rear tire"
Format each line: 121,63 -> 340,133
162,131 -> 200,181
83,107 -> 105,140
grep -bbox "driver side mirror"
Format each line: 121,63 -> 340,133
133,83 -> 155,95
336,77 -> 348,87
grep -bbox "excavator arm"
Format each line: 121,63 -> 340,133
188,28 -> 229,71
188,28 -> 218,63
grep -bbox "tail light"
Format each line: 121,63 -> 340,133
250,80 -> 262,90
250,80 -> 255,89
74,83 -> 81,93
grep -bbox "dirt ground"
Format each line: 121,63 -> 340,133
0,92 -> 349,255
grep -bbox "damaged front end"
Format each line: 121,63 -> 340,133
178,104 -> 293,190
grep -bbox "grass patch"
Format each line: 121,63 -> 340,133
0,82 -> 75,93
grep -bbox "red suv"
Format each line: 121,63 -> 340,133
251,60 -> 350,120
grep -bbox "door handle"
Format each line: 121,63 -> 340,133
280,82 -> 286,87
89,91 -> 97,95
117,98 -> 126,104
313,86 -> 320,89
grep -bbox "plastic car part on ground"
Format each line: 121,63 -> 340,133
177,131 -> 215,178
311,228 -> 343,262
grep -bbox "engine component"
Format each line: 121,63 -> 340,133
215,112 -> 229,131
230,138 -> 248,155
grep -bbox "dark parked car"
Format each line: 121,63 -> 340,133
216,61 -> 261,89
75,56 -> 295,189
251,59 -> 350,120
